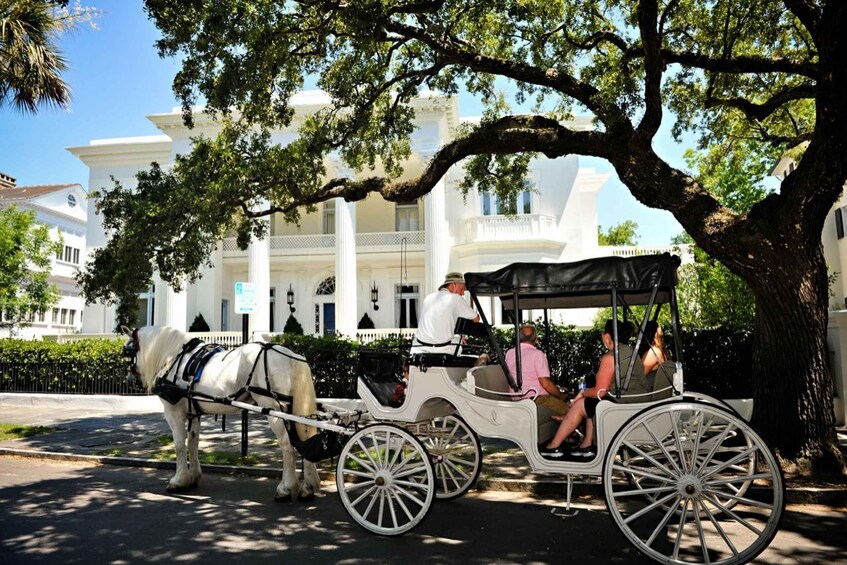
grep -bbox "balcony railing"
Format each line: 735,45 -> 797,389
598,244 -> 693,261
222,230 -> 425,257
463,214 -> 560,243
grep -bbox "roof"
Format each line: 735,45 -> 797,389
0,184 -> 79,200
465,253 -> 681,309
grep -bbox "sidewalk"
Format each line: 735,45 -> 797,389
1,393 -> 845,505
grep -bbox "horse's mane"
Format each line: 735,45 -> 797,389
137,326 -> 189,390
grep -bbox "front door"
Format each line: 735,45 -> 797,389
323,303 -> 335,336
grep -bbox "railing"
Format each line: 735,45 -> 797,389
355,328 -> 416,343
463,214 -> 560,243
222,230 -> 425,257
0,361 -> 140,395
599,244 -> 694,261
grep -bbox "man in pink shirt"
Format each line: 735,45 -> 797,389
505,324 -> 569,415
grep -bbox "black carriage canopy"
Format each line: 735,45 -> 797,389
464,253 -> 681,309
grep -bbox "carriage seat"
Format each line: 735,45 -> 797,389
647,360 -> 677,401
467,365 -> 556,443
358,350 -> 405,407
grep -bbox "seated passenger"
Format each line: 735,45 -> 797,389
505,324 -> 569,415
639,321 -> 668,375
539,319 -> 649,459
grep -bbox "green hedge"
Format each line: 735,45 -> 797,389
0,338 -> 130,394
0,326 -> 754,398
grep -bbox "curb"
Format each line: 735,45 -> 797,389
2,447 -> 845,506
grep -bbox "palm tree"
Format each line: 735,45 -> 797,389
0,0 -> 70,113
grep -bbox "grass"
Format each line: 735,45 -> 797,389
0,423 -> 54,441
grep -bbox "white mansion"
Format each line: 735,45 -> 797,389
0,174 -> 87,338
69,91 -> 620,338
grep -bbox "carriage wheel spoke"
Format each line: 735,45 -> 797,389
613,463 -> 676,484
698,497 -> 740,557
672,498 -> 690,561
646,497 -> 682,547
621,491 -> 679,525
703,488 -> 774,510
692,498 -> 711,564
704,493 -> 764,536
643,420 -> 685,476
700,445 -> 761,481
353,484 -> 379,513
622,440 -> 678,479
442,458 -> 472,480
694,421 -> 737,475
614,484 -> 678,498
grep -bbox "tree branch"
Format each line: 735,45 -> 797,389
783,0 -> 822,39
636,0 -> 664,139
705,83 -> 816,121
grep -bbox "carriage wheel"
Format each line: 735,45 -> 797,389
603,401 -> 784,564
620,419 -> 756,513
336,423 -> 435,536
421,415 -> 482,500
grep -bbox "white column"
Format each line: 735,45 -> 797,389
424,176 -> 449,295
335,197 -> 357,337
248,214 -> 271,337
160,282 -> 188,331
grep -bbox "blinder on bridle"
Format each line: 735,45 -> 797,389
123,328 -> 143,390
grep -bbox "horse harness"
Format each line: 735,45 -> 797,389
135,336 -> 343,462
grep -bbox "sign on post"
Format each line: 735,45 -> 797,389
234,282 -> 257,314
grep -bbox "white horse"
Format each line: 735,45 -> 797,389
124,326 -> 322,501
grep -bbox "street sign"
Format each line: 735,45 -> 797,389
234,282 -> 256,314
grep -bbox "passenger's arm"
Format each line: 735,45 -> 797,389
538,376 -> 568,401
642,348 -> 660,375
583,354 -> 615,399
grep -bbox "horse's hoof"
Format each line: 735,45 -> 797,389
274,492 -> 292,503
298,491 -> 316,502
166,484 -> 192,494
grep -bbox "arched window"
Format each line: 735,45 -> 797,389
316,276 -> 336,295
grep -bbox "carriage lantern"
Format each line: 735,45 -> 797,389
287,284 -> 295,313
370,282 -> 379,311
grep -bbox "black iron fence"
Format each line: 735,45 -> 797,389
0,360 -> 141,395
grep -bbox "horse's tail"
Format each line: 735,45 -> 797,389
291,358 -> 319,442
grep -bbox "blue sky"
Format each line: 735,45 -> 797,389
0,0 -> 685,244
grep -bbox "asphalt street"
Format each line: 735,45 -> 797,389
1,457 -> 846,564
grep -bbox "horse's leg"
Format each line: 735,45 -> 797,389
162,402 -> 195,492
267,416 -> 312,502
186,415 -> 202,488
302,457 -> 322,499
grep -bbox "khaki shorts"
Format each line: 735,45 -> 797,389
535,394 -> 569,416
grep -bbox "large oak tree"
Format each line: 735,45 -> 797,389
81,1 -> 846,466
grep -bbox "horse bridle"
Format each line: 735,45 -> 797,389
123,328 -> 143,390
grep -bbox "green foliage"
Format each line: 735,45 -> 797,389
282,313 -> 304,335
357,313 -> 375,329
0,338 -> 130,394
598,221 -> 640,246
270,333 -> 360,398
188,313 -> 210,332
672,234 -> 755,330
0,206 -> 62,336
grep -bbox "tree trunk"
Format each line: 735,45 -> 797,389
744,243 -> 843,469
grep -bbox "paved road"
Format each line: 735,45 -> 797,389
0,458 -> 845,564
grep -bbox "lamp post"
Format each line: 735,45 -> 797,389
371,282 -> 379,311
287,284 -> 295,313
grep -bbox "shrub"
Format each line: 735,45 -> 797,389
283,314 -> 304,335
357,313 -> 375,329
188,313 -> 211,332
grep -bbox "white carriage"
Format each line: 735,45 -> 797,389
332,253 -> 784,565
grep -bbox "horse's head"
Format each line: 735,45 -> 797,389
122,327 -> 143,390
122,326 -> 188,391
